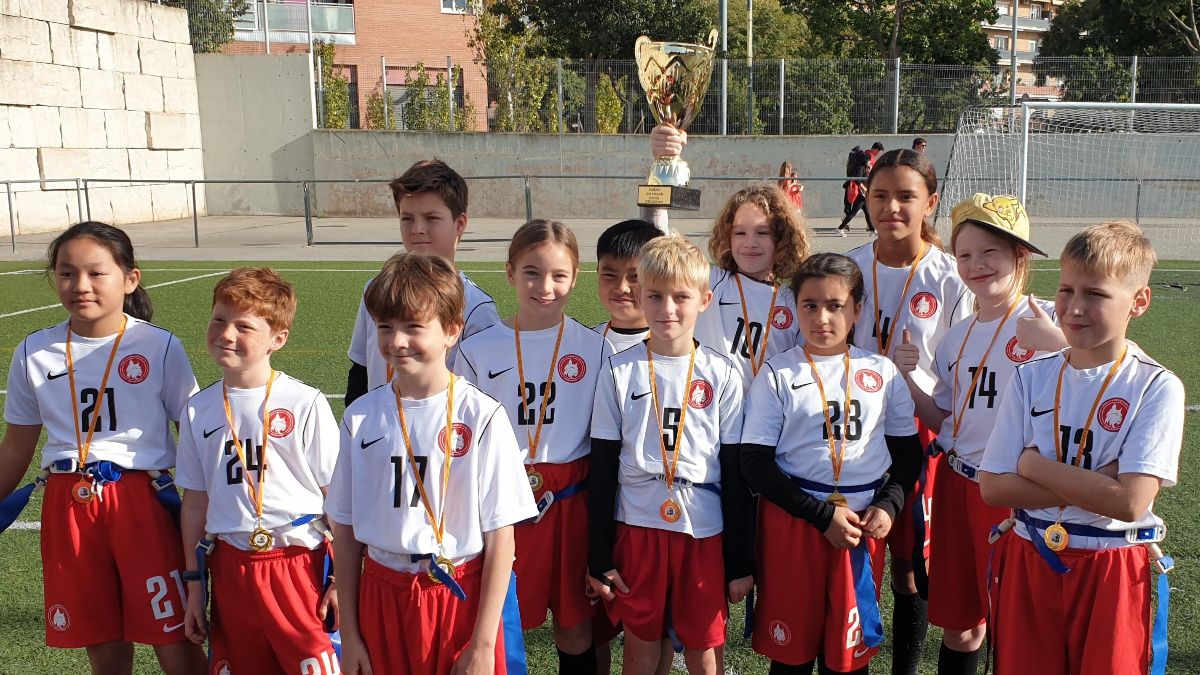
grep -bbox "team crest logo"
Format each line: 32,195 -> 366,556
439,422 -> 473,457
910,292 -> 938,319
47,604 -> 70,632
687,380 -> 714,409
557,354 -> 587,383
118,354 -> 149,384
1098,398 -> 1130,432
1006,337 -> 1035,363
213,661 -> 232,675
266,409 -> 294,438
770,306 -> 794,330
855,369 -> 883,393
768,620 -> 792,646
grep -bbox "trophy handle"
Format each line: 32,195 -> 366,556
635,35 -> 651,62
705,29 -> 719,51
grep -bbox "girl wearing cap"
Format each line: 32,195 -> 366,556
904,193 -> 1064,674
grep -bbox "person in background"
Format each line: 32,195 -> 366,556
912,138 -> 928,153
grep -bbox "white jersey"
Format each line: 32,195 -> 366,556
845,243 -> 972,394
453,319 -> 613,465
980,343 -> 1184,549
591,343 -> 743,538
742,346 -> 917,512
931,297 -> 1057,472
347,271 -> 500,390
175,373 -> 339,551
325,376 -> 536,573
694,266 -> 802,389
4,316 -> 197,470
593,322 -> 648,354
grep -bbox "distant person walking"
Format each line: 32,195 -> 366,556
838,145 -> 875,236
778,161 -> 804,214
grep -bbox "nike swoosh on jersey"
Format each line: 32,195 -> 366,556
791,381 -> 814,391
46,371 -> 68,380
853,645 -> 870,658
361,437 -> 384,449
1030,407 -> 1054,417
631,391 -> 651,401
163,622 -> 184,633
488,367 -> 514,379
202,425 -> 226,439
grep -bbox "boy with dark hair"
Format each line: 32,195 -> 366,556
594,219 -> 665,353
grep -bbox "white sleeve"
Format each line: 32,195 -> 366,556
160,336 -> 198,422
1117,372 -> 1185,486
931,341 -> 953,412
589,359 -> 622,441
979,370 -> 1031,475
451,345 -> 479,384
304,392 -> 341,487
173,405 -> 206,491
3,340 -> 40,425
741,365 -> 784,447
883,362 -> 918,436
946,282 -> 974,329
718,363 -> 743,444
476,407 -> 537,531
464,300 -> 500,341
348,297 -> 372,366
324,419 -> 355,525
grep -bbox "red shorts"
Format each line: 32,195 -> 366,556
41,471 -> 188,648
606,524 -> 726,649
991,534 -> 1151,675
752,500 -> 885,670
360,555 -> 507,675
885,422 -> 937,564
207,543 -> 336,675
514,459 -> 593,630
927,458 -> 1010,631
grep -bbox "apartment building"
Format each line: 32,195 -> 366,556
982,0 -> 1064,100
223,0 -> 488,129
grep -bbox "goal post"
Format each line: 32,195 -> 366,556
938,101 -> 1200,239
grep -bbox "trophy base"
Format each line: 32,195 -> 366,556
637,184 -> 700,211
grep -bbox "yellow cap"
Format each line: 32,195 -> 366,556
950,193 -> 1045,256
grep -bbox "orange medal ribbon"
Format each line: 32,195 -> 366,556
223,370 -> 278,548
803,346 -> 853,504
948,298 -> 1021,448
514,317 -> 565,460
734,274 -> 780,377
647,342 -> 697,522
395,375 -> 456,555
872,241 -> 928,355
66,316 -> 128,469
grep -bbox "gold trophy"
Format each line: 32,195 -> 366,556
635,29 -> 719,211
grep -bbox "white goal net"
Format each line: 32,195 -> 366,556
938,103 -> 1200,246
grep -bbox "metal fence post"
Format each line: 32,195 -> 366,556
74,178 -> 83,221
83,179 -> 91,220
5,182 -> 14,253
263,0 -> 271,54
891,58 -> 900,134
316,52 -> 326,128
1130,54 -> 1139,103
556,58 -> 565,134
720,59 -> 728,136
523,176 -> 532,222
778,58 -> 784,135
303,181 -> 314,246
1018,103 -> 1031,204
447,56 -> 455,131
190,181 -> 199,247
381,56 -> 389,128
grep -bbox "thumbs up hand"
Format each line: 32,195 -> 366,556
893,328 -> 920,375
1016,295 -> 1068,353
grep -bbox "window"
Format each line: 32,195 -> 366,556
993,36 -> 1010,50
1030,39 -> 1041,52
1030,5 -> 1042,19
998,4 -> 1009,15
441,0 -> 468,13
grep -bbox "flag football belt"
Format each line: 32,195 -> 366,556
0,460 -> 181,533
1015,509 -> 1165,547
519,481 -> 587,526
926,439 -> 979,480
788,475 -> 884,496
654,473 -> 721,496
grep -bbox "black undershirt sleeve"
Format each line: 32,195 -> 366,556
344,362 -> 368,407
587,437 -> 622,579
870,434 -> 924,520
740,442 -> 837,533
719,443 -> 754,581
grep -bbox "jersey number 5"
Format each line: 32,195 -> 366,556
391,455 -> 429,508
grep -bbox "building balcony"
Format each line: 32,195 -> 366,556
234,0 -> 356,46
997,49 -> 1039,65
985,16 -> 1052,32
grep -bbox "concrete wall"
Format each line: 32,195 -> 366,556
0,0 -> 204,233
310,131 -> 951,220
195,53 -> 315,215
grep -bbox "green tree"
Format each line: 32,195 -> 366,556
465,0 -> 556,131
164,0 -> 248,53
314,41 -> 350,128
596,73 -> 626,133
783,60 -> 854,134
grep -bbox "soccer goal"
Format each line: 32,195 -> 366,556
938,102 -> 1200,240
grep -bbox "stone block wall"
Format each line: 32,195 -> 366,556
0,0 -> 204,234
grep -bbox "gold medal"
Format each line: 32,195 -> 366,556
527,469 -> 544,493
249,523 -> 274,552
427,555 -> 457,583
659,498 -> 682,523
71,478 -> 93,504
1044,522 -> 1069,552
826,491 -> 848,508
